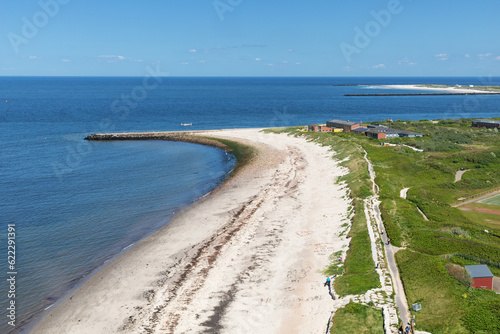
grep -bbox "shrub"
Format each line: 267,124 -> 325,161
445,263 -> 472,287
379,202 -> 402,246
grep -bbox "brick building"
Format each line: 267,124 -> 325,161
326,119 -> 360,133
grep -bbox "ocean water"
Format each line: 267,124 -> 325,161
1,76 -> 500,333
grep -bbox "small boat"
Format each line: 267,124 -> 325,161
181,123 -> 192,126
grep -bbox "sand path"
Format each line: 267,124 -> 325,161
455,170 -> 469,183
32,129 -> 351,334
400,187 -> 410,199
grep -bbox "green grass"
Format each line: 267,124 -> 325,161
322,251 -> 345,276
328,120 -> 499,332
330,302 -> 384,334
460,208 -> 500,231
478,193 -> 500,206
396,250 -> 470,334
396,250 -> 500,334
267,121 -> 500,332
334,200 -> 380,296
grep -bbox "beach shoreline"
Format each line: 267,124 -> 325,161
31,128 -> 351,334
32,129 -> 349,333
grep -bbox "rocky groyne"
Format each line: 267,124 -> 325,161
85,132 -> 229,150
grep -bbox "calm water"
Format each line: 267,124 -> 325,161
1,76 -> 499,333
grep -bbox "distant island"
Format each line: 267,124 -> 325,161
346,84 -> 500,96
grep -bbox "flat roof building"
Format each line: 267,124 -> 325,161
472,119 -> 500,129
326,119 -> 360,133
352,127 -> 369,134
366,129 -> 386,139
397,130 -> 423,138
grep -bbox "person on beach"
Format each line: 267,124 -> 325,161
324,277 -> 331,288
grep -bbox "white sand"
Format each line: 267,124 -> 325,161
32,129 -> 351,334
381,84 -> 498,94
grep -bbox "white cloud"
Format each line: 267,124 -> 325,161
61,59 -> 71,62
97,55 -> 143,63
435,53 -> 449,61
465,54 -> 470,58
496,56 -> 500,61
29,56 -> 37,60
98,55 -> 126,62
255,58 -> 262,61
397,57 -> 416,66
267,63 -> 274,66
478,52 -> 492,59
197,60 -> 206,63
281,61 -> 289,64
295,62 -> 301,65
180,62 -> 189,65
372,63 -> 386,69
186,44 -> 267,55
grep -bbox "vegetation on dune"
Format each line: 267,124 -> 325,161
304,132 -> 380,296
266,118 -> 500,333
351,120 -> 500,333
330,302 -> 384,334
397,250 -> 500,334
334,200 -> 380,296
264,128 -> 380,296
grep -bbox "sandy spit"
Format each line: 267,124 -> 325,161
31,129 -> 351,334
380,84 -> 497,94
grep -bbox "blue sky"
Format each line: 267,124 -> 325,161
1,0 -> 500,76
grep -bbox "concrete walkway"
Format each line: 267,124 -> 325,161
326,152 -> 415,333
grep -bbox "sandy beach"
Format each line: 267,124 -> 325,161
32,129 -> 351,334
381,84 -> 498,94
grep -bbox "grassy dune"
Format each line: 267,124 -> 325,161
267,119 -> 500,333
330,302 -> 384,334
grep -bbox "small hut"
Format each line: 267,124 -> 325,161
465,265 -> 494,290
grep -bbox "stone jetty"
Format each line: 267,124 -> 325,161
85,132 -> 229,150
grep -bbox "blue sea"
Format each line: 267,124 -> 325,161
1,76 -> 500,333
